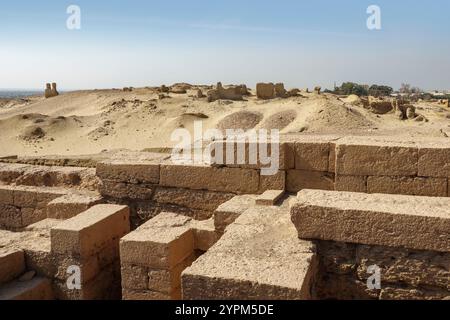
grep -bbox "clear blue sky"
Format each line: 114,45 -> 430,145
1,0 -> 449,90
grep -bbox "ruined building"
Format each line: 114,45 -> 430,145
0,134 -> 449,300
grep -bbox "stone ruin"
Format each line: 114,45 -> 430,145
256,83 -> 301,100
44,83 -> 59,99
364,97 -> 418,120
0,134 -> 449,300
206,82 -> 248,102
439,99 -> 449,108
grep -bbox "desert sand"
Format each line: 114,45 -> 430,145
1,84 -> 449,157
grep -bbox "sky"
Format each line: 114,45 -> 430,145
1,0 -> 450,91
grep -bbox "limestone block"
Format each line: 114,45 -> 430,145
286,170 -> 334,193
46,193 -> 103,219
0,277 -> 54,300
121,264 -> 149,290
120,213 -> 195,269
153,187 -> 233,212
160,164 -> 259,194
335,175 -> 367,193
418,141 -> 450,178
0,249 -> 25,284
335,137 -> 418,176
255,190 -> 285,206
51,204 -> 130,257
259,170 -> 286,193
96,160 -> 160,184
367,176 -> 447,197
291,190 -> 450,252
256,83 -> 275,100
99,179 -> 154,200
213,195 -> 257,233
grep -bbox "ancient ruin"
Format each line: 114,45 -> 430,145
44,83 -> 59,99
0,134 -> 448,300
206,82 -> 247,102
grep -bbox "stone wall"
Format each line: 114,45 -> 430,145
290,189 -> 450,300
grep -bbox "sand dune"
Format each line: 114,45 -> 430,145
1,86 -> 449,157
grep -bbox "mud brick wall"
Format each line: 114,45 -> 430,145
291,189 -> 450,300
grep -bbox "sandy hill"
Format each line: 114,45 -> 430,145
0,86 -> 449,157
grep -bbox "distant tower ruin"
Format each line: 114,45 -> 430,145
44,82 -> 59,98
44,83 -> 52,98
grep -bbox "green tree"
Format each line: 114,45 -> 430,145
337,82 -> 368,96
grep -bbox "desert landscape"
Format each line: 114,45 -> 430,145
1,0 -> 449,305
0,83 -> 449,301
1,83 -> 450,158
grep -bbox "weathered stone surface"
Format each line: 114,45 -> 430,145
255,190 -> 285,206
335,175 -> 367,193
0,277 -> 54,300
0,187 -> 14,205
379,286 -> 448,300
120,213 -> 194,268
0,163 -> 30,183
315,274 -> 378,300
256,83 -> 275,100
182,203 -> 317,300
355,245 -> 450,290
335,137 -> 418,176
46,193 -> 103,219
214,195 -> 257,233
259,171 -> 285,193
207,140 -> 294,170
367,176 -> 447,197
291,190 -> 450,252
21,207 -> 46,226
8,185 -> 67,209
160,164 -> 259,194
51,204 -> 130,256
418,141 -> 450,178
121,264 -> 149,290
122,289 -> 171,300
0,204 -> 21,230
99,179 -> 155,200
153,187 -> 233,211
0,249 -> 25,284
191,219 -> 219,251
148,255 -> 196,298
96,160 -> 160,184
294,136 -> 338,172
286,170 -> 334,193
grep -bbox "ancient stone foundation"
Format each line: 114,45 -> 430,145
1,134 -> 449,300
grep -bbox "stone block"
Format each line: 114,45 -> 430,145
51,204 -> 130,257
160,164 -> 259,194
96,160 -> 160,184
335,175 -> 367,193
335,137 -> 418,176
367,176 -> 447,197
0,249 -> 25,284
291,190 -> 450,252
286,170 -> 334,193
